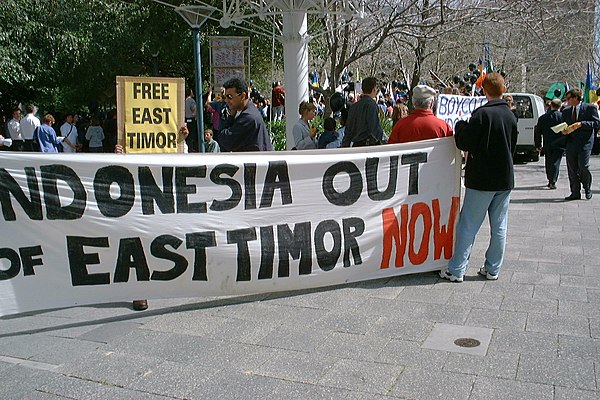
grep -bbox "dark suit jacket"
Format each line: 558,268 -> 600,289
561,103 -> 600,147
219,101 -> 273,152
535,109 -> 565,150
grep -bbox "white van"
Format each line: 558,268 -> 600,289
507,93 -> 546,162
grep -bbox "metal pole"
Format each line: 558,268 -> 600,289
193,27 -> 205,153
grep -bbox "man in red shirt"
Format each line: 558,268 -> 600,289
271,81 -> 286,121
388,85 -> 453,143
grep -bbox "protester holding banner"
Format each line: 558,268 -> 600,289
388,85 -> 453,144
219,77 -> 273,152
342,77 -> 384,147
440,72 -> 518,282
292,101 -> 318,149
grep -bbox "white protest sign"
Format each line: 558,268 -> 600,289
436,94 -> 487,129
0,138 -> 461,316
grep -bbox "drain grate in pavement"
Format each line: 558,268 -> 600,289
422,323 -> 492,356
454,338 -> 481,348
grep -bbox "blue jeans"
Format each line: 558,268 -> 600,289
448,188 -> 511,278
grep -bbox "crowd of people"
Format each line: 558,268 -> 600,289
0,106 -> 118,154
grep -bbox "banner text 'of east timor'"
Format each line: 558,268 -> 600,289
0,138 -> 461,316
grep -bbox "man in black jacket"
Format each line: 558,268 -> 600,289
561,88 -> 600,200
440,72 -> 518,282
219,77 -> 273,152
341,77 -> 384,147
535,98 -> 565,189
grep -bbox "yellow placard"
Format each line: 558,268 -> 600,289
117,76 -> 185,154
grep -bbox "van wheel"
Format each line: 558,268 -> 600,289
530,151 -> 540,162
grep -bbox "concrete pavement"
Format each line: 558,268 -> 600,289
1,155 -> 599,399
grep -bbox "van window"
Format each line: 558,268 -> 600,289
513,96 -> 533,119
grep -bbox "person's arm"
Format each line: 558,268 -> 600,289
454,115 -> 483,152
63,136 -> 77,150
534,120 -> 542,150
367,102 -> 384,142
205,88 -> 213,108
581,105 -> 600,131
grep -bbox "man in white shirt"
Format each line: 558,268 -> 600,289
60,114 -> 79,153
6,108 -> 24,151
20,104 -> 41,151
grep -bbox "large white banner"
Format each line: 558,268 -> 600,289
436,94 -> 487,129
0,138 -> 461,316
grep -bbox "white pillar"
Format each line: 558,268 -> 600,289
281,12 -> 309,150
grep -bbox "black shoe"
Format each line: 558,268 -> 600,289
585,190 -> 592,200
547,183 -> 556,189
564,194 -> 581,201
132,299 -> 148,311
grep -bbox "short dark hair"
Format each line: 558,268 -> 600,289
324,117 -> 336,131
25,104 -> 35,113
223,77 -> 248,95
362,77 -> 378,94
566,88 -> 582,101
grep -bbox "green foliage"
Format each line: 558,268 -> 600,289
0,0 -> 278,115
379,114 -> 394,137
268,119 -> 286,150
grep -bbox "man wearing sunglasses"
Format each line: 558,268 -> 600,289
219,77 -> 273,152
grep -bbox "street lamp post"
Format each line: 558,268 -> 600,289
175,6 -> 215,153
192,27 -> 204,153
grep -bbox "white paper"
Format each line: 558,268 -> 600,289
551,122 -> 567,133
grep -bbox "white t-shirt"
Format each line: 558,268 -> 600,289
185,97 -> 197,119
7,118 -> 22,140
20,113 -> 41,140
60,122 -> 78,153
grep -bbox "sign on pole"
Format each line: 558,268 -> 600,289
116,76 -> 185,154
209,37 -> 250,87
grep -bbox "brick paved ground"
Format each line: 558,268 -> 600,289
1,155 -> 599,399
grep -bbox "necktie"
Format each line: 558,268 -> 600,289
572,106 -> 577,122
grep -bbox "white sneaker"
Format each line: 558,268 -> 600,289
478,267 -> 498,280
439,269 -> 463,282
